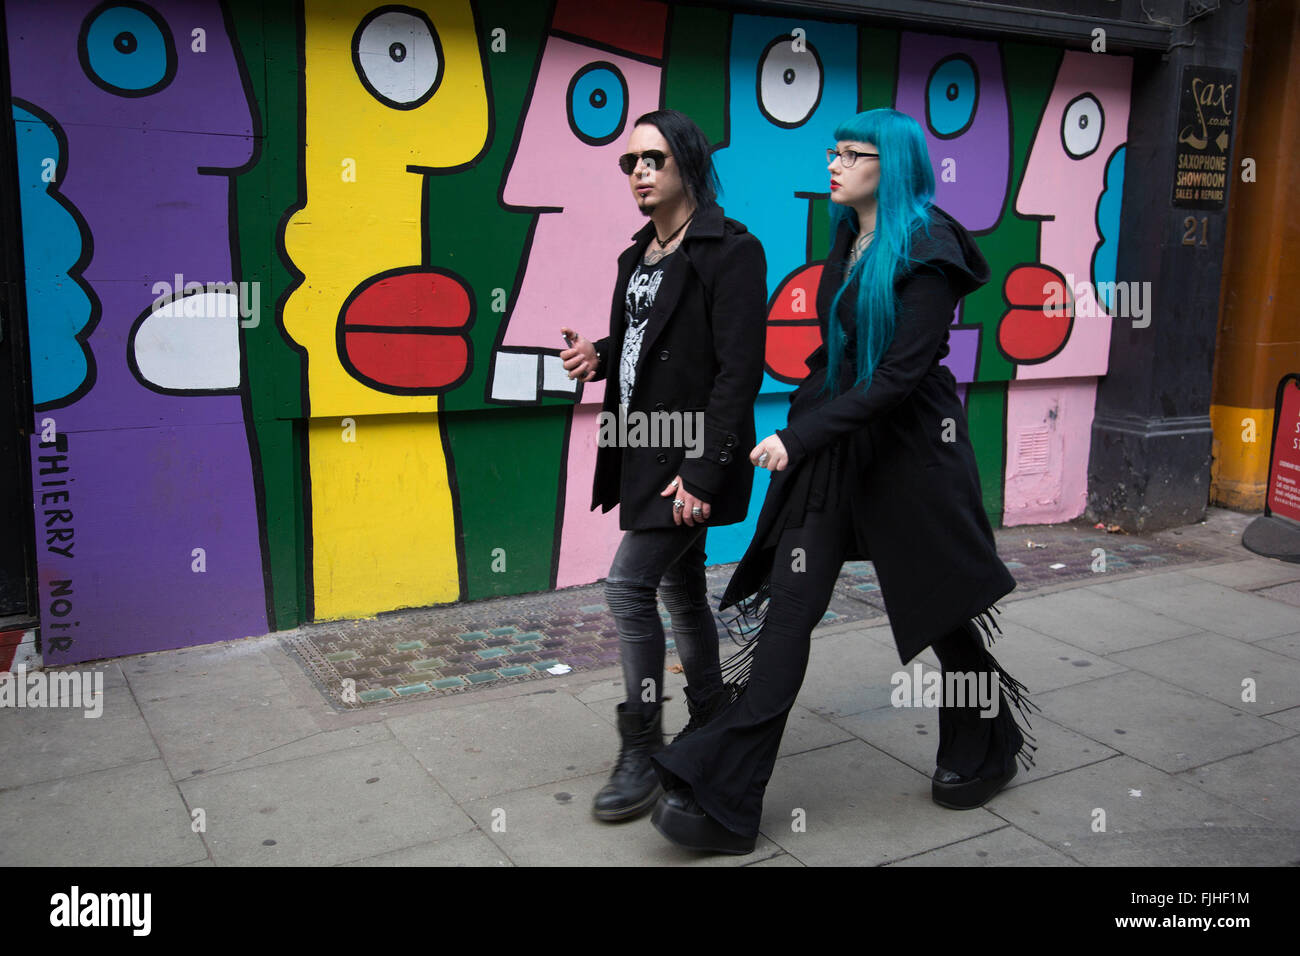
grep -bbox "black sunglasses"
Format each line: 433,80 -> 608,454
618,149 -> 671,175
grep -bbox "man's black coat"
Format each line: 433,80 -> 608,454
721,206 -> 1017,663
588,201 -> 767,530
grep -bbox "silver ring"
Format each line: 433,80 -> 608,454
758,452 -> 770,466
673,499 -> 685,510
692,507 -> 703,516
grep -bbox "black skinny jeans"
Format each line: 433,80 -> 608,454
651,444 -> 1022,837
604,525 -> 724,715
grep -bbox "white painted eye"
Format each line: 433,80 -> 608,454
353,9 -> 443,109
757,35 -> 823,128
1061,93 -> 1103,159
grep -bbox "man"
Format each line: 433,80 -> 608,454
561,109 -> 767,822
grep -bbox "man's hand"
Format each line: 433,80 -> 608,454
660,475 -> 711,526
560,327 -> 598,382
751,434 -> 789,471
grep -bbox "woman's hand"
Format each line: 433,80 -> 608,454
660,476 -> 711,526
560,327 -> 598,382
750,435 -> 789,471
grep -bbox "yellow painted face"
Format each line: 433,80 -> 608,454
282,0 -> 488,417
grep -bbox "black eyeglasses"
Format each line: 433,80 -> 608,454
618,150 -> 671,174
827,148 -> 880,168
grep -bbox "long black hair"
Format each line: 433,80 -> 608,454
633,109 -> 722,206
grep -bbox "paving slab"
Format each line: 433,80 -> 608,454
744,851 -> 805,866
0,759 -> 205,866
386,687 -> 613,803
951,618 -> 1129,694
1108,632 -> 1300,714
0,676 -> 159,790
337,829 -> 513,866
120,637 -> 290,700
1090,575 -> 1300,642
756,739 -> 1007,865
179,739 -> 474,866
832,706 -> 1117,789
210,722 -> 395,778
1264,706 -> 1300,732
1184,558 -> 1300,591
1255,580 -> 1300,608
1256,631 -> 1300,661
1179,734 -> 1300,828
135,676 -> 326,780
583,667 -> 688,729
997,587 -> 1202,655
885,825 -> 1080,866
985,755 -> 1295,865
1031,671 -> 1291,773
459,772 -> 784,866
793,628 -> 916,719
573,675 -> 626,705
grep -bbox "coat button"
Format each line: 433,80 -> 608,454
656,453 -> 667,464
654,402 -> 665,411
718,451 -> 730,464
658,349 -> 670,361
723,434 -> 736,448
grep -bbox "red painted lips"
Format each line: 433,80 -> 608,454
766,263 -> 825,384
997,264 -> 1074,364
339,269 -> 472,392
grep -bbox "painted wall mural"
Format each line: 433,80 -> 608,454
6,0 -> 1134,664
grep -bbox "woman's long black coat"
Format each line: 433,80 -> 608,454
588,201 -> 768,530
721,206 -> 1016,665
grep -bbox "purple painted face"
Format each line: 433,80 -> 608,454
7,0 -> 253,416
894,32 -> 1009,231
8,0 -> 267,664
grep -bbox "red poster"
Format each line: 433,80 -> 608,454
1267,377 -> 1300,523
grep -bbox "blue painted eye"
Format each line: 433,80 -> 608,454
567,63 -> 628,146
926,55 -> 978,138
79,2 -> 175,97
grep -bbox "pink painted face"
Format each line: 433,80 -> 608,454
1005,50 -> 1132,378
489,37 -> 662,405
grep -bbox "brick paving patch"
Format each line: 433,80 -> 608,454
283,518 -> 1222,711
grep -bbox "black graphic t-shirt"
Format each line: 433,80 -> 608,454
619,257 -> 668,407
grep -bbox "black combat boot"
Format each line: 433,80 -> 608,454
672,684 -> 733,744
592,703 -> 664,822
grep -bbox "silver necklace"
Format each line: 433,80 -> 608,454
849,230 -> 875,266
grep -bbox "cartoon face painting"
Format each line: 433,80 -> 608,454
491,31 -> 662,406
1001,50 -> 1131,377
7,0 -> 268,663
895,32 -> 1011,395
489,0 -> 667,588
712,15 -> 858,388
279,0 -> 488,619
999,49 -> 1132,526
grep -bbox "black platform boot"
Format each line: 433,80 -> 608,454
592,703 -> 664,822
672,684 -> 733,744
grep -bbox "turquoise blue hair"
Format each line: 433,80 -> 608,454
821,109 -> 936,398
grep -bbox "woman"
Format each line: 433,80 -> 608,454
648,109 -> 1037,855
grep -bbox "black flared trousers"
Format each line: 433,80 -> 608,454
651,450 -> 1024,838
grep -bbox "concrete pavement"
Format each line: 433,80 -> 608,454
2,507 -> 1298,866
